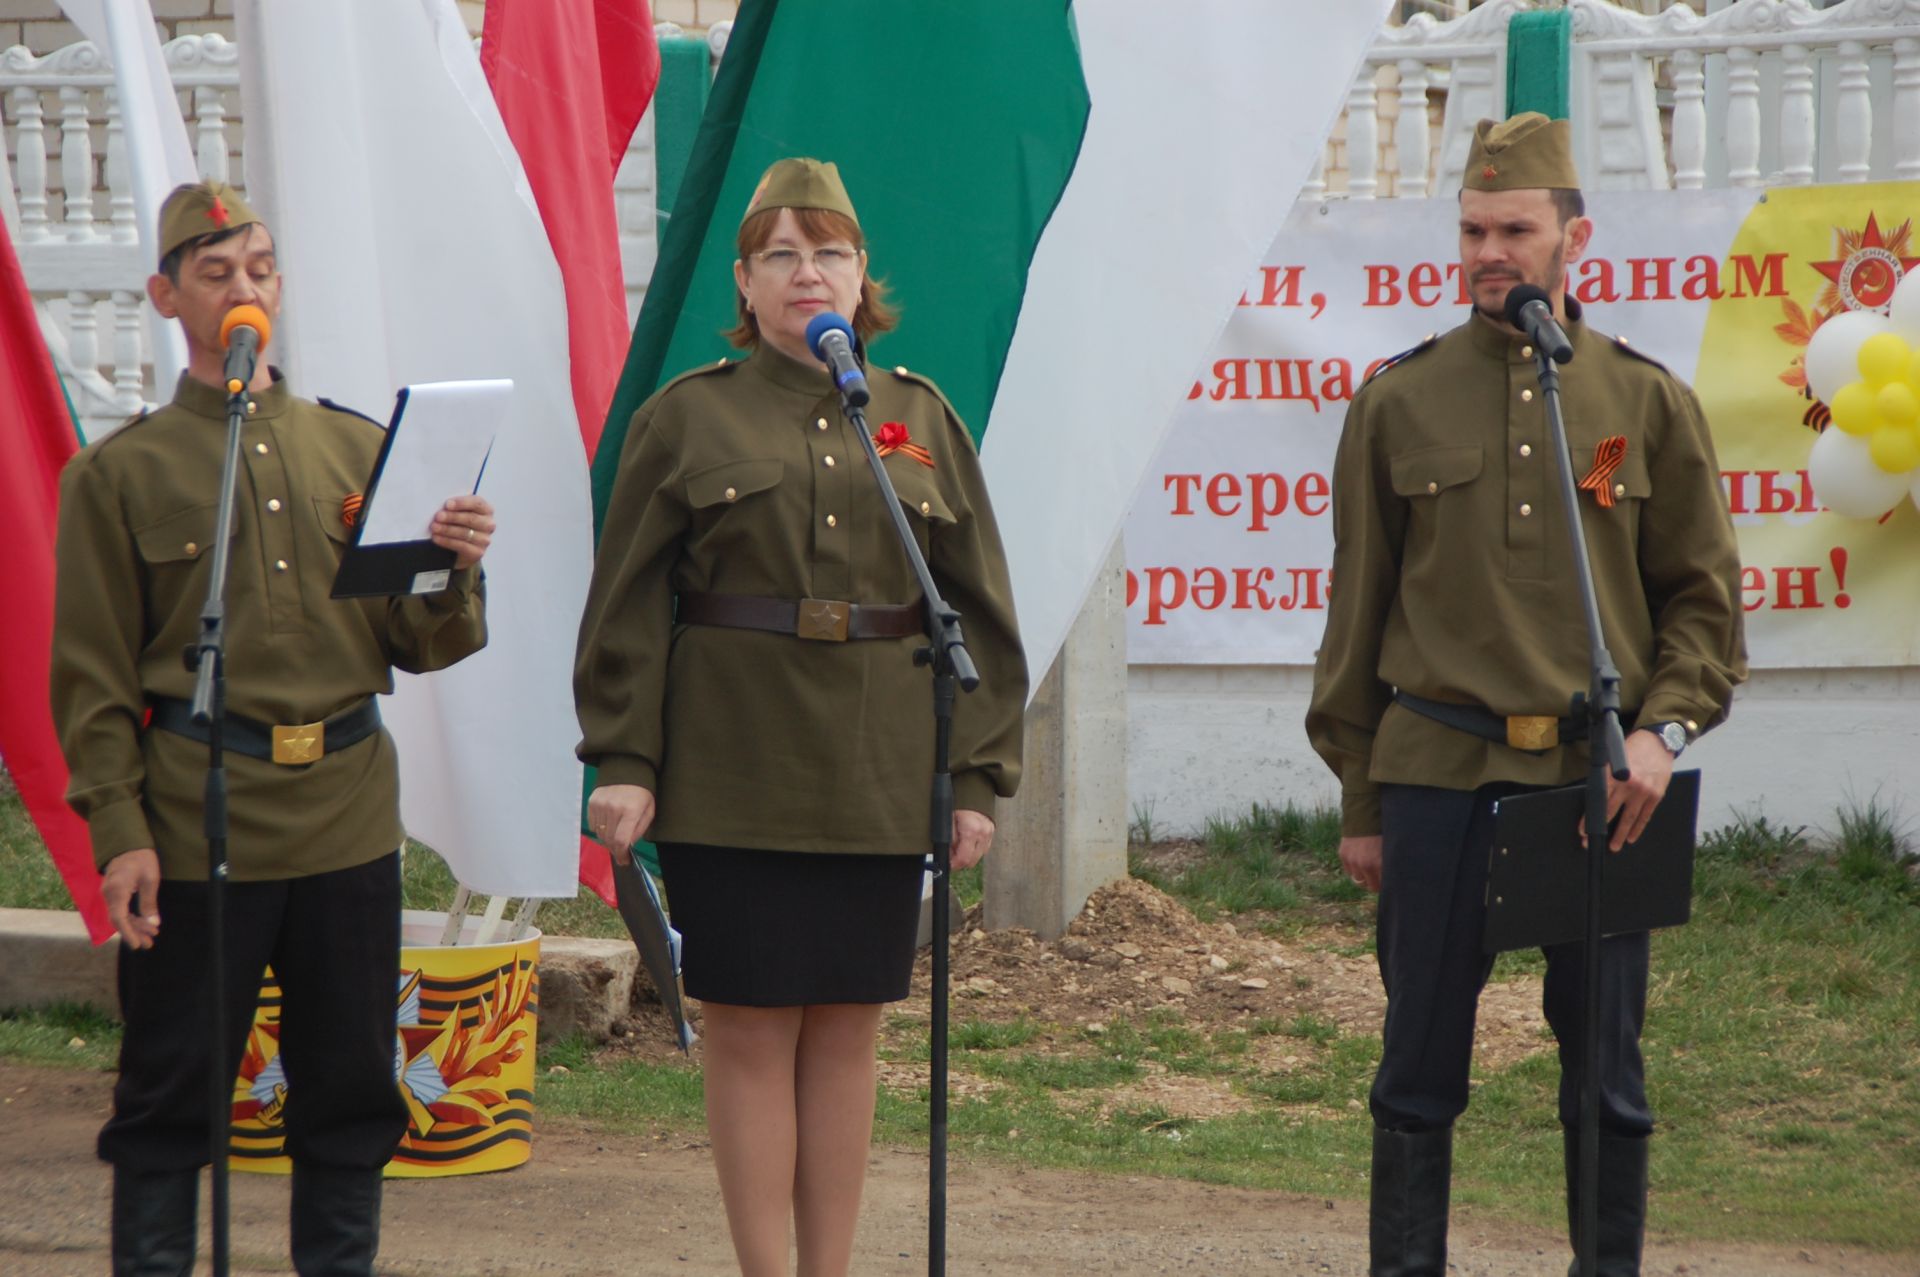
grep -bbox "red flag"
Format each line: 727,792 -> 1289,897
482,0 -> 659,905
0,214 -> 113,943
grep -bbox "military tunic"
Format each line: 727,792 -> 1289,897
52,373 -> 487,881
1307,307 -> 1748,837
575,341 -> 1026,854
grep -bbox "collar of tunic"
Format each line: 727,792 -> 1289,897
168,367 -> 294,421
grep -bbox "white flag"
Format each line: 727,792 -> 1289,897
982,0 -> 1394,681
235,0 -> 590,898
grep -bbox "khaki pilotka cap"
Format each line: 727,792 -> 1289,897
156,181 -> 263,265
1462,112 -> 1581,192
742,157 -> 860,229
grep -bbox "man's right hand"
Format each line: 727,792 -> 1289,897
1339,835 -> 1384,894
586,785 -> 656,866
101,849 -> 162,949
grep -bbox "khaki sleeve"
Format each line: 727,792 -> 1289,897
573,407 -> 686,793
1305,389 -> 1407,837
50,454 -> 156,866
1631,381 -> 1748,736
932,413 -> 1026,816
386,566 -> 488,674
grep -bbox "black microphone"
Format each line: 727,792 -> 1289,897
1502,284 -> 1573,365
804,312 -> 870,408
219,303 -> 271,394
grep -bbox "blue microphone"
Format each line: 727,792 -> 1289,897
805,311 -> 870,407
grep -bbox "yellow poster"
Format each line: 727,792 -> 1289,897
228,926 -> 540,1178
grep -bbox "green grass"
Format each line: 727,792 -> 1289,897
5,782 -> 1917,1251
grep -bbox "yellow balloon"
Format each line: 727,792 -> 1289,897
1829,381 -> 1879,435
1910,348 -> 1920,386
1857,332 -> 1912,386
1868,423 -> 1920,474
1878,381 -> 1920,427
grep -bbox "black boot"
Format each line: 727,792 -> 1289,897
110,1165 -> 198,1277
290,1162 -> 385,1277
1563,1129 -> 1649,1276
1369,1125 -> 1452,1277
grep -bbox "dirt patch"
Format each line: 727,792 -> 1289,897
609,875 -> 1551,1124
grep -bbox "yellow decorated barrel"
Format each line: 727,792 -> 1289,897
228,910 -> 540,1177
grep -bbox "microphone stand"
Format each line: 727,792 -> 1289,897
1534,336 -> 1629,1277
835,378 -> 978,1277
183,371 -> 252,1277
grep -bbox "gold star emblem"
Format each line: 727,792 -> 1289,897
272,723 -> 324,765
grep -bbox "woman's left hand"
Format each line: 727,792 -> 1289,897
952,810 -> 995,870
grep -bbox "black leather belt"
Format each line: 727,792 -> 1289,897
1394,690 -> 1580,754
148,695 -> 381,766
676,591 -> 922,642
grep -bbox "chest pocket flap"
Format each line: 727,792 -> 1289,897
132,501 -> 228,564
1390,444 -> 1483,498
685,458 -> 783,510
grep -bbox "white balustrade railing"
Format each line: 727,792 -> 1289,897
8,6 -> 1916,429
1334,0 -> 1920,201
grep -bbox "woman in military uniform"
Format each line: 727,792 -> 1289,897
574,158 -> 1025,1277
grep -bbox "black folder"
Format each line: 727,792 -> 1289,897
1483,769 -> 1700,954
329,382 -> 500,598
610,856 -> 695,1052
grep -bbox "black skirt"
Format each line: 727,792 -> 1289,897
656,842 -> 924,1007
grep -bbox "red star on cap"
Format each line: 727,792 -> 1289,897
207,196 -> 230,228
1482,165 -> 1498,181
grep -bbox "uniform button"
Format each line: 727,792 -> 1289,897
1519,444 -> 1532,458
1684,719 -> 1698,734
824,455 -> 836,468
254,442 -> 269,455
1522,345 -> 1534,359
920,501 -> 932,515
1521,388 -> 1535,403
816,417 -> 829,431
274,559 -> 289,572
1426,481 -> 1438,495
267,498 -> 282,513
184,541 -> 198,556
724,486 -> 737,501
245,400 -> 258,416
1614,482 -> 1627,499
1519,503 -> 1533,517
826,514 -> 838,528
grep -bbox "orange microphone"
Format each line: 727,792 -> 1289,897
220,304 -> 272,394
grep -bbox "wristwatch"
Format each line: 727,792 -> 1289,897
1646,721 -> 1689,758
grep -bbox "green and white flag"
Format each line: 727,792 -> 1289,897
599,0 -> 1393,680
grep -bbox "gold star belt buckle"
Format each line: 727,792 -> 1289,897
1505,715 -> 1558,751
271,720 -> 325,765
796,598 -> 851,642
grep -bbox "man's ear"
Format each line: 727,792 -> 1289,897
147,271 -> 178,319
1563,215 -> 1594,266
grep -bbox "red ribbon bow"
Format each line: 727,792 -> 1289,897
874,421 -> 934,468
1577,436 -> 1629,508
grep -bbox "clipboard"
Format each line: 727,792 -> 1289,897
330,379 -> 509,598
1483,769 -> 1700,954
610,856 -> 696,1052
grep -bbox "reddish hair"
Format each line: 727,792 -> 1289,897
725,206 -> 899,349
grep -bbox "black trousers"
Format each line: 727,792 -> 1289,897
99,852 -> 408,1173
1370,783 -> 1653,1138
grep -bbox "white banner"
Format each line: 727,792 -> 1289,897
1126,184 -> 1920,668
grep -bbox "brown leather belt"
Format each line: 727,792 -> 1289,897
676,591 -> 922,642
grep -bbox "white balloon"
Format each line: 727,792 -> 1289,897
1804,308 -> 1890,405
1809,426 -> 1908,518
1890,270 -> 1920,344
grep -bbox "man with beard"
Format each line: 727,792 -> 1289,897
1305,114 -> 1746,1276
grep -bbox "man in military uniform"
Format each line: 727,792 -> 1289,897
52,182 -> 494,1276
1306,115 -> 1746,1276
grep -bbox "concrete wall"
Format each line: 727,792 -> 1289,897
1128,662 -> 1920,840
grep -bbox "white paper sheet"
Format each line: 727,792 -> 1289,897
358,379 -> 511,546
